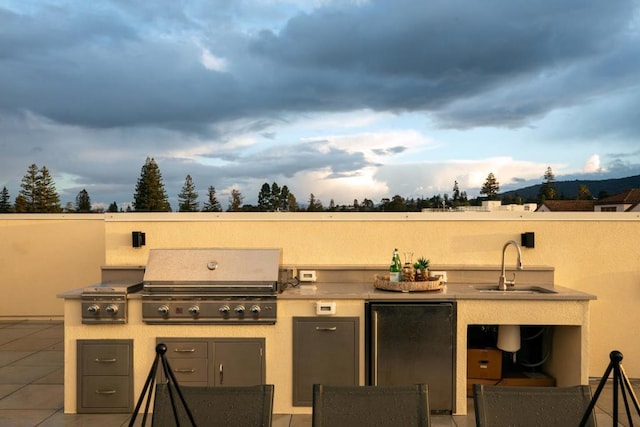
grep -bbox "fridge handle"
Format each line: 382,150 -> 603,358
372,310 -> 379,385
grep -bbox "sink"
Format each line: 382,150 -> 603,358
473,285 -> 558,294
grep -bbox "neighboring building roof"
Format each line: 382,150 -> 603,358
535,200 -> 595,212
594,188 -> 640,212
595,189 -> 640,205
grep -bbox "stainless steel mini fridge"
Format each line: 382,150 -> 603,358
366,301 -> 455,414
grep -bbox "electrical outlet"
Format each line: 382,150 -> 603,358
298,270 -> 317,282
430,271 -> 448,283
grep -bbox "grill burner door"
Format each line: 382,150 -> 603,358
142,248 -> 280,324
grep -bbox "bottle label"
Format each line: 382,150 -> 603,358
389,271 -> 401,282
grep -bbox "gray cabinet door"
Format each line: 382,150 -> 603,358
158,338 -> 265,387
293,317 -> 359,406
212,339 -> 265,386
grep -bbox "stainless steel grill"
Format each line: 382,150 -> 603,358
141,248 -> 280,324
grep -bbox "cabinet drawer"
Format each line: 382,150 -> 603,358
163,341 -> 208,358
80,343 -> 131,376
165,357 -> 209,384
80,376 -> 131,410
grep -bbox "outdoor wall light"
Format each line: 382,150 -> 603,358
521,232 -> 535,248
132,231 -> 146,248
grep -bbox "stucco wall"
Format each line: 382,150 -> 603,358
2,212 -> 639,378
0,215 -> 104,319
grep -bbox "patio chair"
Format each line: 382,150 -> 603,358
312,384 -> 431,427
151,383 -> 274,427
473,384 -> 596,427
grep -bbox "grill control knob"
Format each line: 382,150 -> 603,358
219,305 -> 231,315
157,305 -> 170,317
105,304 -> 119,315
188,306 -> 200,316
87,304 -> 100,314
234,305 -> 246,315
250,305 -> 261,315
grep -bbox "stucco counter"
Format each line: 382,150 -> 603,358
280,282 -> 594,415
60,281 -> 595,416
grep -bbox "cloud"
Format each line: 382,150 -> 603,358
1,0 -> 640,209
583,155 -> 603,173
0,0 -> 637,131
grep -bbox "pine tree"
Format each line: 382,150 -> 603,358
133,157 -> 170,212
452,181 -> 461,205
178,175 -> 199,212
0,186 -> 11,212
270,182 -> 281,211
202,186 -> 222,212
14,195 -> 28,213
286,191 -> 297,212
37,166 -> 61,212
307,193 -> 323,212
107,201 -> 119,212
480,172 -> 500,200
538,166 -> 557,202
227,188 -> 244,212
280,185 -> 293,211
257,183 -> 271,211
19,163 -> 40,212
75,189 -> 92,213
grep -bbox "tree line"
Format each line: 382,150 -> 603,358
0,159 -> 589,214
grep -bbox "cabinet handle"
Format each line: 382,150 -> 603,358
174,369 -> 196,374
373,311 -> 379,385
94,358 -> 117,363
315,326 -> 337,331
95,389 -> 117,395
173,348 -> 196,353
219,363 -> 224,385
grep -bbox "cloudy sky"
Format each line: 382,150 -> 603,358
1,0 -> 640,210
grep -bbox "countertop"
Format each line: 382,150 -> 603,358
58,282 -> 596,301
277,282 -> 596,301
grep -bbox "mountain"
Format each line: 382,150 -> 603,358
500,174 -> 640,201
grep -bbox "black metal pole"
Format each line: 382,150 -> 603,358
128,343 -> 197,427
129,350 -> 160,427
580,350 -> 640,427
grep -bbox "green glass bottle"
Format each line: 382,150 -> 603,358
389,248 -> 401,282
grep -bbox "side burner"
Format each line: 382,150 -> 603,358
81,281 -> 143,324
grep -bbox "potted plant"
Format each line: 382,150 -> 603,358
413,257 -> 430,281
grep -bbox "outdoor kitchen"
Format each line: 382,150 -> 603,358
59,242 -> 594,416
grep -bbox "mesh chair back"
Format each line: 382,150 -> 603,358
152,383 -> 273,427
473,384 -> 596,427
312,384 -> 430,427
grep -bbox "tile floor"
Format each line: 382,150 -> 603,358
0,320 -> 637,426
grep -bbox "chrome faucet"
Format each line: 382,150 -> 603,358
498,240 -> 523,291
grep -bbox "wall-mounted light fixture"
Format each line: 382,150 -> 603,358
521,232 -> 535,248
132,231 -> 146,248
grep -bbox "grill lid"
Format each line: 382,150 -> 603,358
142,248 -> 281,293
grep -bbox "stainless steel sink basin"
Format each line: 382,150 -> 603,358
473,285 -> 558,294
